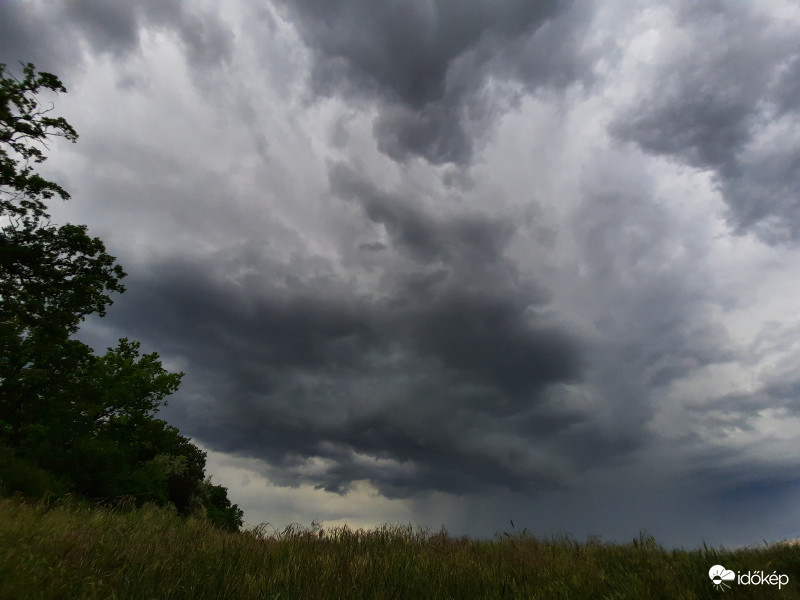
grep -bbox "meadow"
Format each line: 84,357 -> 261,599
1,496 -> 798,599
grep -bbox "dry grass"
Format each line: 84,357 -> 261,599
1,496 -> 799,599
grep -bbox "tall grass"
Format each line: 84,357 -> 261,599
1,496 -> 798,599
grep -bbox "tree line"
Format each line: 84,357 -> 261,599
0,62 -> 243,531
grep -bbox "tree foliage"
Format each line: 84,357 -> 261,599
0,62 -> 242,531
0,62 -> 77,219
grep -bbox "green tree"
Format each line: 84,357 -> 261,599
0,62 -> 126,447
0,62 -> 77,220
192,477 -> 245,532
0,62 -> 242,529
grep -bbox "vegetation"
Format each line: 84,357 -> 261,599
0,62 -> 242,531
0,497 -> 798,599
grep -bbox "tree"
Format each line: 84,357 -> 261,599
0,62 -> 242,529
0,62 -> 126,447
192,478 -> 245,532
0,62 -> 77,220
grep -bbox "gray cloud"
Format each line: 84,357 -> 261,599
274,0 -> 598,165
64,0 -> 140,57
5,0 -> 800,547
0,1 -> 81,76
328,163 -> 583,394
139,1 -> 234,68
279,0 -> 564,107
0,0 -> 232,83
97,160 -> 591,498
611,1 -> 800,243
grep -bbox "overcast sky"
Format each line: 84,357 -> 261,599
3,0 -> 800,548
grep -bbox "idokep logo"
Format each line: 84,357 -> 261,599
709,564 -> 790,591
709,565 -> 735,591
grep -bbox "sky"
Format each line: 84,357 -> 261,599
2,0 -> 800,549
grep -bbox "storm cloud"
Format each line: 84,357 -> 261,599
3,0 -> 800,548
100,159 -> 588,498
272,0 -> 598,164
611,1 -> 800,243
0,0 -> 233,80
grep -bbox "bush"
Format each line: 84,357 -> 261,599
0,444 -> 70,500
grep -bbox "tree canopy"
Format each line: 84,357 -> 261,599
0,62 -> 242,532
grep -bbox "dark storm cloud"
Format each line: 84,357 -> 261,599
92,161 -> 595,498
575,179 -> 735,382
328,162 -> 582,396
0,1 -> 80,75
63,0 -> 139,57
8,0 -> 799,546
0,0 -> 232,81
106,266 -> 587,498
697,368 -> 800,434
66,0 -> 234,68
561,156 -> 738,457
610,1 -> 800,243
274,0 -> 596,164
686,448 -> 800,517
107,251 -> 376,376
278,0 -> 563,107
329,161 -> 515,265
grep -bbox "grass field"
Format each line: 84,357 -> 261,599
1,496 -> 798,599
